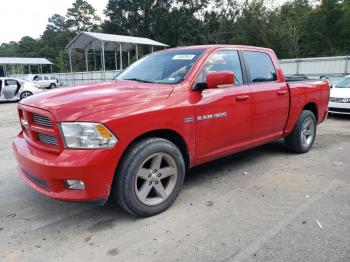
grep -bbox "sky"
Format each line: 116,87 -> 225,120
0,0 -> 289,45
0,0 -> 108,44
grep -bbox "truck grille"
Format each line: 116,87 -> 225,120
18,105 -> 63,153
33,113 -> 53,127
38,133 -> 58,146
329,97 -> 350,103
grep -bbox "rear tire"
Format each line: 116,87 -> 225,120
114,138 -> 185,217
285,110 -> 316,153
49,83 -> 56,89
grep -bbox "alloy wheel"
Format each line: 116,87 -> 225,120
135,152 -> 178,206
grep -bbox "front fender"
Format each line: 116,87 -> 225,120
79,94 -> 196,167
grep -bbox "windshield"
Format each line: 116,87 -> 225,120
336,77 -> 350,88
115,49 -> 205,84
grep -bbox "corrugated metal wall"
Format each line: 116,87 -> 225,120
280,56 -> 350,76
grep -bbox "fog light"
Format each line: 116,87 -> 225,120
65,180 -> 85,190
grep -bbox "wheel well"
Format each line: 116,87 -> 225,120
303,103 -> 318,121
110,129 -> 190,199
133,129 -> 190,169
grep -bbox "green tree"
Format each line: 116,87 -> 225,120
66,0 -> 101,32
3,0 -> 350,73
278,0 -> 312,58
103,0 -> 208,46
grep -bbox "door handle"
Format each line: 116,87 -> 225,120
236,95 -> 249,101
277,90 -> 288,96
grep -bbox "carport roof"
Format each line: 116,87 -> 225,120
0,57 -> 53,65
66,31 -> 169,51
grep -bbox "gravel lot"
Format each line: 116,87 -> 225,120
0,102 -> 349,262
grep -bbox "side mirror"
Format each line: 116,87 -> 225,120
206,71 -> 235,89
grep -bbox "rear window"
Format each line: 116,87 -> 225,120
244,51 -> 277,83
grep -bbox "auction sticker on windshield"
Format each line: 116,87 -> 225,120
172,54 -> 196,60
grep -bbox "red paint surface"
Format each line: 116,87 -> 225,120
12,45 -> 330,202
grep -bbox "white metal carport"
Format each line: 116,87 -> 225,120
66,31 -> 168,73
0,57 -> 53,76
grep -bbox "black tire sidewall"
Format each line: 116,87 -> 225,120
292,110 -> 317,153
116,138 -> 185,217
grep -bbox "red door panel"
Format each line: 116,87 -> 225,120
249,82 -> 289,142
195,85 -> 251,161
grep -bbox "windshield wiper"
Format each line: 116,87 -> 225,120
123,78 -> 155,83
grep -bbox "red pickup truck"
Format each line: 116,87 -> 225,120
13,45 -> 330,217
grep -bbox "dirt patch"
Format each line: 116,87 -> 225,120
261,171 -> 314,189
206,201 -> 214,207
87,219 -> 116,233
107,248 -> 119,256
314,134 -> 350,150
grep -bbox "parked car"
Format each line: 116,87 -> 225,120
0,77 -> 43,101
31,75 -> 61,89
13,45 -> 330,217
329,75 -> 350,115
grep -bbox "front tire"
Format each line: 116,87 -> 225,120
20,91 -> 33,100
49,83 -> 56,89
114,138 -> 185,217
285,110 -> 316,153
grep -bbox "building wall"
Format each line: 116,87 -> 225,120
280,56 -> 350,76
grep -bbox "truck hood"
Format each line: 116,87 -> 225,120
330,87 -> 350,98
20,81 -> 174,121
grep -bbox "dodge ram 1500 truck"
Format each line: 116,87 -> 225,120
13,45 -> 330,217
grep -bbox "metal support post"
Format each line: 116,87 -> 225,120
119,43 -> 123,70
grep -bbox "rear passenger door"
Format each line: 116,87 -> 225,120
243,50 -> 289,143
3,79 -> 19,99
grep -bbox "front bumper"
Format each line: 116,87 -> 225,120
328,102 -> 350,115
12,133 -> 120,203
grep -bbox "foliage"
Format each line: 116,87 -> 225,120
1,0 -> 350,73
66,0 -> 101,32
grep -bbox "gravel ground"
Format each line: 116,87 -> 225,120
0,102 -> 349,262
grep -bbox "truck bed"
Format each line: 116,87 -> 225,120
284,79 -> 330,135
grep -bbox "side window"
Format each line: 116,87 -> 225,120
196,50 -> 243,85
244,51 -> 277,83
44,76 -> 49,80
5,79 -> 17,86
36,76 -> 43,81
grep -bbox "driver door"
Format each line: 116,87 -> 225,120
194,50 -> 251,162
3,79 -> 19,99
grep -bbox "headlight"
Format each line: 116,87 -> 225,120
60,122 -> 118,149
